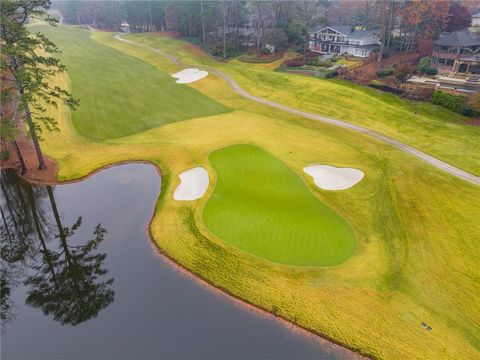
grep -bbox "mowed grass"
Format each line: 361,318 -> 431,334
30,25 -> 229,140
128,34 -> 480,175
37,27 -> 480,359
203,144 -> 355,266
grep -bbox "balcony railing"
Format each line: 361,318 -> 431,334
310,38 -> 360,46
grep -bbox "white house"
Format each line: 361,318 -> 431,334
309,26 -> 380,58
120,21 -> 130,33
472,12 -> 480,28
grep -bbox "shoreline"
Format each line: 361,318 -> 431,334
5,160 -> 370,360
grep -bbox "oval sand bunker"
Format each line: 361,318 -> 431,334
174,167 -> 209,201
172,68 -> 208,84
304,165 -> 364,190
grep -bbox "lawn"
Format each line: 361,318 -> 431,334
126,34 -> 480,175
34,26 -> 480,360
31,25 -> 229,140
203,144 -> 356,266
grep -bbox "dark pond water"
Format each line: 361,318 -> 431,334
1,163 -> 350,360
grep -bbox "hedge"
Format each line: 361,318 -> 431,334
238,54 -> 283,63
431,91 -> 473,116
284,56 -> 305,67
376,68 -> 394,77
420,66 -> 438,76
369,81 -> 405,95
324,70 -> 338,78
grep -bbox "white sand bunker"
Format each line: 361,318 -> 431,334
173,167 -> 209,201
172,68 -> 208,84
304,165 -> 364,190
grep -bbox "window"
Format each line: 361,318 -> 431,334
446,59 -> 454,66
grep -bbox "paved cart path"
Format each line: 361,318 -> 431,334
114,33 -> 480,186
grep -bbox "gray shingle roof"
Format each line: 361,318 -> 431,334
472,12 -> 480,18
313,26 -> 379,39
434,29 -> 480,46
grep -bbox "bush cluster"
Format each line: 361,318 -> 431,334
308,56 -> 338,67
419,56 -> 432,68
284,57 -> 304,67
420,66 -> 438,76
369,81 -> 405,95
468,92 -> 480,114
1,148 -> 10,161
283,52 -> 318,68
238,54 -> 283,63
431,91 -> 474,116
394,64 -> 415,81
376,68 -> 394,77
324,69 -> 338,78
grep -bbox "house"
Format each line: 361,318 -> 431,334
309,26 -> 380,58
472,12 -> 480,28
120,21 -> 130,33
432,29 -> 480,74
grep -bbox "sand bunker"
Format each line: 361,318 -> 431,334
303,165 -> 364,190
174,167 -> 209,201
172,68 -> 208,84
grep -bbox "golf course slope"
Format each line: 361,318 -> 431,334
32,25 -> 229,140
203,144 -> 356,266
31,24 -> 480,360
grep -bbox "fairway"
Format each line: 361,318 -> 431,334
129,34 -> 480,175
31,25 -> 480,360
203,144 -> 356,266
31,25 -> 229,140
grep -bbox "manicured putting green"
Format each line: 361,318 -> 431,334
32,25 -> 229,140
203,144 -> 356,266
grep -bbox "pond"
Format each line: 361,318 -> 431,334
1,163 -> 352,360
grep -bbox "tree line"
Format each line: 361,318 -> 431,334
0,1 -> 476,179
55,0 -> 475,58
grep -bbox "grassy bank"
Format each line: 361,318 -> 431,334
34,25 -> 480,359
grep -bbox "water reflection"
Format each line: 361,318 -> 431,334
1,165 -> 351,360
0,170 -> 114,330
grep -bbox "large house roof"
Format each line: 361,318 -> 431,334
472,12 -> 480,18
434,29 -> 480,46
313,26 -> 379,39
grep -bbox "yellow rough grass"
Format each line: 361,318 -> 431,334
39,29 -> 480,360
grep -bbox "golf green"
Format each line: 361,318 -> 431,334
32,25 -> 229,140
203,144 -> 356,266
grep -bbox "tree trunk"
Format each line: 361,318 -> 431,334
256,2 -> 262,53
148,2 -> 153,31
222,1 -> 227,59
11,140 -> 27,175
386,1 -> 394,49
24,106 -> 46,170
303,33 -> 308,63
200,0 -> 206,48
377,35 -> 385,63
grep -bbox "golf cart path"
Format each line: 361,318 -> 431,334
114,33 -> 480,186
